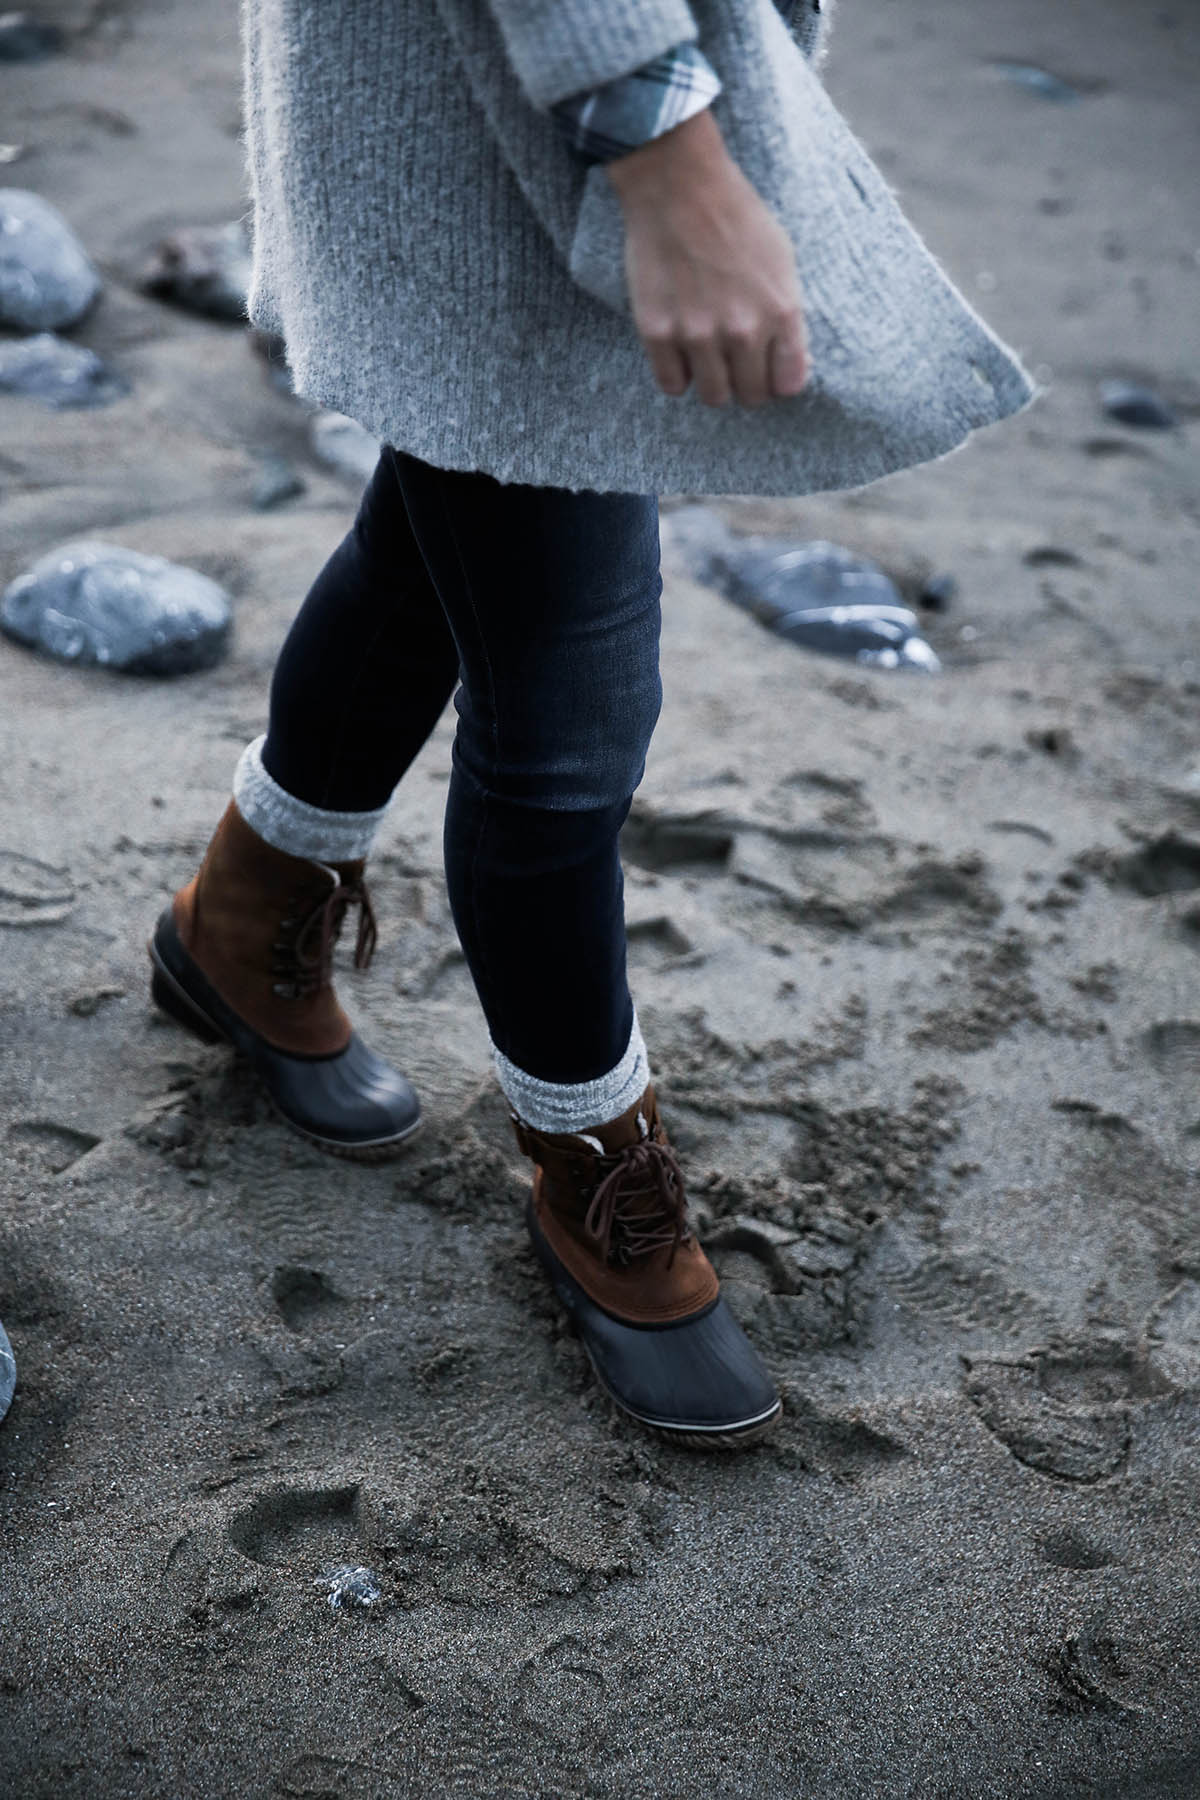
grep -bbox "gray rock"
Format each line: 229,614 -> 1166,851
0,13 -> 65,61
310,408 -> 381,484
991,61 -> 1082,103
918,573 -> 957,613
0,1318 -> 13,1426
0,189 -> 100,331
318,1564 -> 382,1611
249,327 -> 299,396
0,331 -> 128,408
1099,379 -> 1178,430
664,505 -> 941,672
1,539 -> 232,675
252,452 -> 306,510
138,219 -> 250,323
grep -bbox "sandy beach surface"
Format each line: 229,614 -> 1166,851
2,1 -> 1199,1794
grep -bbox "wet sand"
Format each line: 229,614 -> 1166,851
1,1 -> 1198,1794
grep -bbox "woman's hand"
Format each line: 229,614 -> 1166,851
605,106 -> 811,408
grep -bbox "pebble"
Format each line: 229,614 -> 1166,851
918,573 -> 957,612
1099,379 -> 1178,429
318,1564 -> 382,1611
252,452 -> 306,511
0,189 -> 100,331
0,331 -> 128,408
0,13 -> 65,61
0,1318 -> 13,1425
310,409 -> 381,483
775,601 -> 941,671
138,220 -> 250,323
991,61 -> 1082,103
1,539 -> 232,675
249,327 -> 298,396
67,984 -> 125,1017
663,505 -> 941,672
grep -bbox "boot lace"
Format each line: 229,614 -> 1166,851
584,1138 -> 694,1269
271,875 -> 378,999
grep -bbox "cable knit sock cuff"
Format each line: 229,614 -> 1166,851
492,1012 -> 651,1136
232,736 -> 388,863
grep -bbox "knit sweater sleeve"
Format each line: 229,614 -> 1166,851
550,42 -> 723,166
481,0 -> 700,112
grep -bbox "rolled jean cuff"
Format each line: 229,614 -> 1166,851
233,735 -> 388,863
491,1012 -> 650,1135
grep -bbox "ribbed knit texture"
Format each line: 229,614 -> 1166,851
492,1013 -> 651,1135
233,736 -> 388,863
240,0 -> 1036,497
481,0 -> 700,110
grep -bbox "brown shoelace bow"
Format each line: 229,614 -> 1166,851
584,1138 -> 694,1269
272,875 -> 378,999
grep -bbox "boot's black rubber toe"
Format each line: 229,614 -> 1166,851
527,1198 -> 781,1448
149,908 -> 421,1160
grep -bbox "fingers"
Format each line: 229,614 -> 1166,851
644,309 -> 811,407
643,332 -> 691,399
683,331 -> 733,408
768,307 -> 810,398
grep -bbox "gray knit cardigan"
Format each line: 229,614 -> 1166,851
240,0 -> 1036,497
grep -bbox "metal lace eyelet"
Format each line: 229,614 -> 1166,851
272,981 -> 298,999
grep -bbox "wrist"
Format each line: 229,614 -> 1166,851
604,106 -> 730,204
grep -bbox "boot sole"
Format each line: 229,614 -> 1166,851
147,934 -> 422,1165
527,1198 -> 782,1452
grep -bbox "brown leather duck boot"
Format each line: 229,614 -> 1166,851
148,800 -> 420,1159
514,1084 -> 781,1447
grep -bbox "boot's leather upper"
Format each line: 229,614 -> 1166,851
172,800 -> 377,1058
513,1084 -> 720,1326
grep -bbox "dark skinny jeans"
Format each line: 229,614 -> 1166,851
261,445 -> 663,1085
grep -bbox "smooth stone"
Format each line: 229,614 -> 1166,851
0,1318 -> 13,1425
918,573 -> 957,611
0,188 -> 100,331
249,327 -> 299,396
138,220 -> 250,323
319,1564 -> 382,1611
0,331 -> 128,407
1,539 -> 232,675
665,508 -> 941,672
252,452 -> 306,510
1099,379 -> 1178,430
0,13 -> 65,61
310,409 -> 381,483
774,602 -> 941,671
991,61 -> 1083,103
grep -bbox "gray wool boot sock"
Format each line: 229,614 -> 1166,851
491,1011 -> 651,1135
232,735 -> 388,863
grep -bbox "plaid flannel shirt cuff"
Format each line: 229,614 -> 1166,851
550,42 -> 723,167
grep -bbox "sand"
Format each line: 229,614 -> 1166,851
1,1 -> 1199,1794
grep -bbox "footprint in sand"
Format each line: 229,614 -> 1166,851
620,807 -> 735,874
1142,1020 -> 1200,1082
1145,1279 -> 1200,1389
625,913 -> 700,969
767,1392 -> 906,1477
227,1482 -> 366,1571
1042,1617 -> 1145,1716
705,1215 -> 865,1353
1035,1525 -> 1118,1571
7,1118 -> 102,1174
270,1265 -> 344,1332
963,1334 -> 1172,1483
0,849 -> 75,926
1113,833 -> 1200,897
